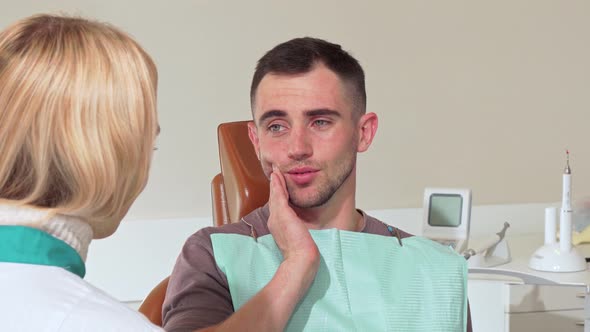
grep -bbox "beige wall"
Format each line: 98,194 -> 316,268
2,1 -> 589,220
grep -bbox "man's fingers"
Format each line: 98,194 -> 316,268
269,172 -> 277,209
273,166 -> 288,197
269,167 -> 288,209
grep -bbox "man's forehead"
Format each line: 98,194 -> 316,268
258,65 -> 341,90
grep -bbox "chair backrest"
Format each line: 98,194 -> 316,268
138,120 -> 269,326
212,120 -> 269,225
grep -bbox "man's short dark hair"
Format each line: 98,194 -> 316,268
250,37 -> 366,117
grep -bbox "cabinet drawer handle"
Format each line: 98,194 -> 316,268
576,293 -> 587,299
575,321 -> 584,326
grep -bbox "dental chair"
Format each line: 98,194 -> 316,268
138,120 -> 269,326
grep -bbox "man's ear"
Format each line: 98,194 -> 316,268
247,121 -> 261,160
357,112 -> 378,153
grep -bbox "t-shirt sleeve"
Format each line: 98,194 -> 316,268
162,229 -> 233,332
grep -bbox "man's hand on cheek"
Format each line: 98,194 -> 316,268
268,165 -> 320,269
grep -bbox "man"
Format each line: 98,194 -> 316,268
163,37 -> 471,331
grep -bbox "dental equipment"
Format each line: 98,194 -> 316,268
529,150 -> 586,272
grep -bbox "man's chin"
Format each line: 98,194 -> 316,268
288,193 -> 330,209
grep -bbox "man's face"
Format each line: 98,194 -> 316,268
248,64 -> 360,209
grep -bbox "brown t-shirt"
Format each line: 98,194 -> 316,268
162,204 -> 471,331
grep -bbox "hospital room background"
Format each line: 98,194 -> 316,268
2,1 -> 589,331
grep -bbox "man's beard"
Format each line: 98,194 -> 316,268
287,154 -> 355,209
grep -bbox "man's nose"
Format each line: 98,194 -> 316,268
287,126 -> 312,161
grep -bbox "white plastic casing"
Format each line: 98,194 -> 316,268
422,188 -> 472,253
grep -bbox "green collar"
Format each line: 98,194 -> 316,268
0,225 -> 86,278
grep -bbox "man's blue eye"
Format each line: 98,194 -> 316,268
314,120 -> 328,126
268,124 -> 283,132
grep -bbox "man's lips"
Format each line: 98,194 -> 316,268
287,167 -> 318,175
285,167 -> 319,185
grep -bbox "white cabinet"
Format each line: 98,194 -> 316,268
468,233 -> 590,332
469,280 -> 506,332
469,280 -> 588,332
506,310 -> 585,332
505,284 -> 586,331
505,284 -> 586,312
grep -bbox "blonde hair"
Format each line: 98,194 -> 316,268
0,15 -> 158,238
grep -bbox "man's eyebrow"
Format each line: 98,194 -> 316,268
258,110 -> 287,124
305,109 -> 341,118
257,109 -> 341,125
